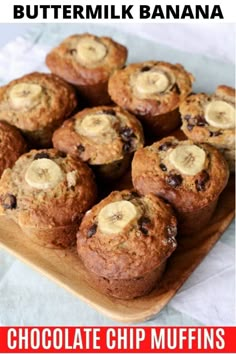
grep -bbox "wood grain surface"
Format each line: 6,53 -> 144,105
0,175 -> 234,323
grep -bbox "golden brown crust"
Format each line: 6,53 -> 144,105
179,86 -> 235,171
0,72 -> 78,147
108,61 -> 194,117
86,261 -> 166,299
45,33 -> 128,86
53,106 -> 144,165
77,190 -> 177,279
0,149 -> 97,230
215,85 -> 236,99
132,137 -> 229,212
0,121 -> 27,177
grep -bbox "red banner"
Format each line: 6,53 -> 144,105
0,327 -> 235,353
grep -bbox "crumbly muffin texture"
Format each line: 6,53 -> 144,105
0,72 -> 78,146
46,33 -> 127,86
0,121 -> 27,177
77,190 -> 177,279
132,137 -> 229,212
0,149 -> 97,229
180,85 -> 235,171
108,61 -> 194,117
53,106 -> 144,165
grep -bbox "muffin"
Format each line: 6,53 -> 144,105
0,149 -> 97,248
53,106 -> 144,180
77,190 -> 177,299
46,33 -> 127,106
132,137 -> 229,235
0,121 -> 27,177
108,61 -> 194,137
180,85 -> 235,172
0,72 -> 78,147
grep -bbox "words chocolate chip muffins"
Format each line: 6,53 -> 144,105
108,61 -> 194,137
0,149 -> 97,248
132,137 -> 229,235
77,190 -> 177,299
53,106 -> 144,180
0,121 -> 27,177
0,72 -> 78,147
46,33 -> 127,106
180,85 -> 235,172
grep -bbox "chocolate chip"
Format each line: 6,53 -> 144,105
159,163 -> 167,172
140,66 -> 151,72
158,142 -> 172,151
58,151 -> 66,158
2,194 -> 17,210
195,170 -> 210,192
184,115 -> 191,121
87,224 -> 97,238
186,115 -> 206,128
77,144 -> 85,153
130,191 -> 139,198
167,225 -> 177,237
209,131 -> 222,137
138,216 -> 151,235
187,124 -> 194,131
196,115 -> 206,126
34,152 -> 50,160
125,190 -> 139,199
172,83 -> 181,94
69,48 -> 77,55
166,174 -> 183,188
120,127 -> 135,142
123,141 -> 133,153
103,109 -> 116,116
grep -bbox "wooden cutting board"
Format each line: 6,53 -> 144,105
0,176 -> 234,323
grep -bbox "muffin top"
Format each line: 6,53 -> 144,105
46,33 -> 128,85
132,137 -> 229,211
77,190 -> 177,279
0,149 -> 97,228
108,61 -> 194,117
0,72 -> 78,132
53,106 -> 144,165
180,85 -> 235,147
0,121 -> 27,177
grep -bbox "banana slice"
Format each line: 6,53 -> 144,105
25,158 -> 64,190
205,100 -> 235,129
168,145 -> 206,176
133,67 -> 176,97
9,83 -> 42,110
98,200 -> 138,234
76,38 -> 107,65
75,113 -> 117,142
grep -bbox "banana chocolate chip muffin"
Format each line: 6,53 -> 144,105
180,85 -> 235,172
132,137 -> 229,235
0,149 -> 97,248
53,106 -> 144,180
77,190 -> 177,299
108,61 -> 194,137
46,33 -> 127,106
0,72 -> 78,147
0,121 -> 27,177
